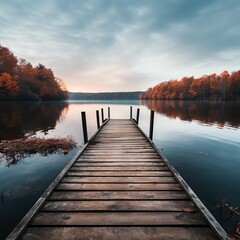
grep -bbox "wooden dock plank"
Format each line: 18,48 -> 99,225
21,227 -> 219,240
66,171 -> 173,177
78,157 -> 162,160
7,118 -> 226,240
49,190 -> 190,200
42,200 -> 195,212
56,183 -> 182,191
74,162 -> 164,166
31,212 -> 206,226
61,176 -> 176,183
70,166 -> 168,171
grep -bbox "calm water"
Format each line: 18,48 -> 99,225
0,100 -> 239,238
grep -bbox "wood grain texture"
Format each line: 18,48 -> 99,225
74,162 -> 164,166
31,212 -> 206,226
21,227 -> 219,240
61,176 -> 176,183
49,190 -> 190,200
42,200 -> 195,212
66,171 -> 173,176
70,166 -> 169,171
56,183 -> 182,191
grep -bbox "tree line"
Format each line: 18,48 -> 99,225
68,91 -> 143,100
0,45 -> 67,101
140,71 -> 240,100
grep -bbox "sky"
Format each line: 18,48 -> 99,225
0,0 -> 240,92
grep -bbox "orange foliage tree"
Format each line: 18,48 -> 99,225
0,73 -> 19,100
0,45 -> 18,75
0,44 -> 67,101
140,70 -> 240,100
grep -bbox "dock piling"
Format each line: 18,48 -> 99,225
108,107 -> 110,119
81,111 -> 88,144
96,110 -> 100,129
136,108 -> 140,125
101,108 -> 104,123
149,110 -> 155,140
130,106 -> 132,119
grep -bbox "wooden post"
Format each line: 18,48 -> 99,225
149,110 -> 154,140
81,111 -> 88,144
136,108 -> 140,125
108,107 -> 110,119
130,106 -> 132,119
101,108 -> 104,123
96,110 -> 100,129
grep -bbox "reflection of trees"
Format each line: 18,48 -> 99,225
141,100 -> 240,128
0,102 -> 69,139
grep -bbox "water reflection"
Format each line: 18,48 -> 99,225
141,100 -> 240,128
0,101 -> 69,140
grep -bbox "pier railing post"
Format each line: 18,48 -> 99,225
96,110 -> 100,129
101,108 -> 104,123
130,106 -> 132,119
108,107 -> 110,119
136,108 -> 140,125
81,111 -> 88,144
149,110 -> 155,140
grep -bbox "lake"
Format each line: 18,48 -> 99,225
0,100 -> 239,239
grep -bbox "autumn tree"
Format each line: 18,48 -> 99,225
228,71 -> 240,100
0,73 -> 19,100
56,77 -> 68,99
189,79 -> 200,99
220,71 -> 230,100
0,45 -> 18,75
0,44 -> 68,101
179,77 -> 194,99
210,74 -> 221,99
140,70 -> 240,100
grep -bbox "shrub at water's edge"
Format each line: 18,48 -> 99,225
140,71 -> 240,100
0,44 -> 67,101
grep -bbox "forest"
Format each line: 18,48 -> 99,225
0,45 -> 67,101
140,71 -> 240,100
68,91 -> 143,100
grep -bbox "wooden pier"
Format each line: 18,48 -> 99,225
7,117 -> 228,239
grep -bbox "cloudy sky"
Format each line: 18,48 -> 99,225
0,0 -> 240,92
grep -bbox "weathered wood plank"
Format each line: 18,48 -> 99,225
81,153 -> 160,157
56,183 -> 182,191
88,146 -> 153,148
79,156 -> 162,160
90,143 -> 152,145
21,227 -> 219,240
49,190 -> 190,200
67,171 -> 173,176
77,158 -> 162,162
91,140 -> 150,143
42,200 -> 195,212
83,150 -> 157,153
70,166 -> 168,171
74,162 -> 164,166
74,162 -> 165,166
31,212 -> 206,226
61,176 -> 176,183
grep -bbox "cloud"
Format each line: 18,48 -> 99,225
0,0 -> 240,91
